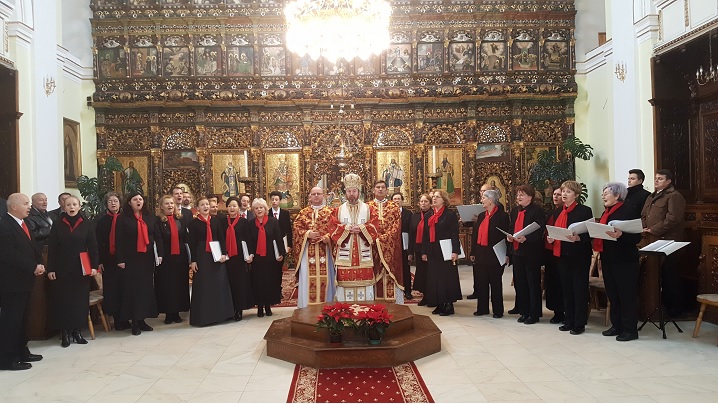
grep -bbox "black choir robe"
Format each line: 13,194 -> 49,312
221,215 -> 255,312
154,216 -> 190,314
95,212 -> 122,317
248,215 -> 286,306
408,209 -> 432,294
421,209 -> 462,305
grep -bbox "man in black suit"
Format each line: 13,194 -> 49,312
392,192 -> 413,301
625,168 -> 651,219
0,193 -> 45,371
239,193 -> 255,221
269,191 -> 292,255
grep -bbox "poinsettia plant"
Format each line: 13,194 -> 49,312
316,302 -> 354,335
353,304 -> 393,340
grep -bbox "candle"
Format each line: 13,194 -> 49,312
432,146 -> 437,173
243,150 -> 249,176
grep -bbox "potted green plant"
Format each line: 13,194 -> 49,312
76,157 -> 143,219
354,304 -> 393,345
528,136 -> 594,204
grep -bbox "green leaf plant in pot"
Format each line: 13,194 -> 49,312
354,304 -> 393,345
528,136 -> 594,205
76,157 -> 143,219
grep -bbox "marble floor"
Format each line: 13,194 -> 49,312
2,266 -> 718,403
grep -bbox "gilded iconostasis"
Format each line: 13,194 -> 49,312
91,0 -> 577,211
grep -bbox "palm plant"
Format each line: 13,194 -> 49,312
76,157 -> 142,218
528,136 -> 594,203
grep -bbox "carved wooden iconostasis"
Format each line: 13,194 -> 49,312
90,0 -> 578,221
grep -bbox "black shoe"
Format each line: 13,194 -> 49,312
137,321 -> 153,332
417,298 -> 427,306
71,330 -> 88,344
265,306 -> 273,316
616,332 -> 639,342
570,326 -> 586,335
234,311 -> 242,321
257,308 -> 264,318
131,323 -> 141,336
473,311 -> 488,316
432,304 -> 443,315
467,293 -> 478,300
559,324 -> 573,332
173,314 -> 183,324
508,307 -> 519,315
20,353 -> 42,362
517,315 -> 527,323
524,317 -> 538,325
493,314 -> 503,318
164,315 -> 173,325
602,326 -> 621,337
0,361 -> 32,371
115,320 -> 131,331
439,303 -> 454,316
405,293 -> 414,301
61,330 -> 71,348
549,313 -> 565,324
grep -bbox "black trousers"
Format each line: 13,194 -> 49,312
543,251 -> 564,313
0,291 -> 31,364
558,252 -> 591,328
474,262 -> 504,315
602,258 -> 639,334
513,255 -> 542,320
402,249 -> 411,294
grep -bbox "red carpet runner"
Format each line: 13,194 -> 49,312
287,362 -> 434,403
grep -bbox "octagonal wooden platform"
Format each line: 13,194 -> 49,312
264,303 -> 441,368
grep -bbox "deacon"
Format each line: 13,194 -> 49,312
328,174 -> 380,302
293,187 -> 335,308
366,180 -> 404,302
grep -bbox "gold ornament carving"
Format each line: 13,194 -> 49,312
204,127 -> 252,149
371,109 -> 415,121
521,120 -> 564,142
423,107 -> 467,120
259,111 -> 303,123
160,127 -> 198,149
476,122 -> 511,143
106,128 -> 151,151
205,111 -> 251,123
372,125 -> 413,146
260,126 -> 303,149
424,123 -> 466,144
159,112 -> 196,124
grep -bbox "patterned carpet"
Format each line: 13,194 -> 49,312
287,362 -> 434,403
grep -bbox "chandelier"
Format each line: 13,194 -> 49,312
696,30 -> 717,86
284,0 -> 392,62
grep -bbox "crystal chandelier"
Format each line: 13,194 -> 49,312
696,30 -> 717,86
284,0 -> 392,62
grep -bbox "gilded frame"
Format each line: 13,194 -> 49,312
210,151 -> 252,207
63,118 -> 82,188
476,142 -> 510,162
263,151 -> 302,209
427,145 -> 465,206
112,154 -> 149,196
374,148 -> 413,205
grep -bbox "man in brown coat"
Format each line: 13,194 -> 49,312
641,169 -> 686,317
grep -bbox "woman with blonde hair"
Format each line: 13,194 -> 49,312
154,195 -> 190,324
421,189 -> 462,316
248,198 -> 285,318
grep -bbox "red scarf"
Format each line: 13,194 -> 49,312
552,202 -> 578,257
135,213 -> 149,253
415,210 -> 428,244
427,206 -> 445,242
512,208 -> 526,250
226,216 -> 239,257
167,217 -> 180,255
108,212 -> 119,255
255,215 -> 268,256
477,206 -> 497,246
62,216 -> 84,232
198,214 -> 213,252
592,202 -> 624,252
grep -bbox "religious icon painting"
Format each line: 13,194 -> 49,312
194,46 -> 222,76
476,143 -> 510,162
511,36 -> 538,71
542,41 -> 569,70
63,119 -> 81,188
264,152 -> 301,209
130,47 -> 158,78
163,150 -> 199,169
385,44 -> 412,74
417,43 -> 444,73
480,42 -> 507,71
430,147 -> 464,206
227,46 -> 254,76
260,46 -> 286,76
375,149 -> 412,205
211,153 -> 250,204
356,55 -> 380,76
484,175 -> 508,209
292,53 -> 318,76
113,155 -> 149,196
448,42 -> 475,72
97,48 -> 127,79
162,46 -> 191,77
323,57 -> 353,76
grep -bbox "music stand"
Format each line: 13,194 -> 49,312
637,250 -> 683,339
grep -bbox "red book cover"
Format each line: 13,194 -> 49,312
80,252 -> 92,276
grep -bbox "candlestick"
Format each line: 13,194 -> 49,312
432,146 -> 437,173
243,150 -> 249,176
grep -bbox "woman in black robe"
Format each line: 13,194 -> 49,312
47,196 -> 99,347
154,195 -> 190,324
408,193 -> 432,306
221,196 -> 255,321
543,186 -> 565,324
247,198 -> 285,318
115,192 -> 161,335
421,189 -> 462,316
507,185 -> 547,325
547,180 -> 594,335
95,192 -> 128,330
187,196 -> 234,326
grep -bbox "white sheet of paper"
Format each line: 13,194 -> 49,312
273,240 -> 281,260
585,221 -> 617,241
402,232 -> 409,250
546,225 -> 576,242
456,204 -> 486,222
567,218 -> 595,234
496,227 -> 512,237
608,218 -> 644,234
185,243 -> 192,263
209,241 -> 222,262
439,239 -> 465,261
283,235 -> 289,250
153,242 -> 161,266
514,222 -> 541,238
241,240 -> 250,261
639,240 -> 690,255
492,239 -> 507,265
